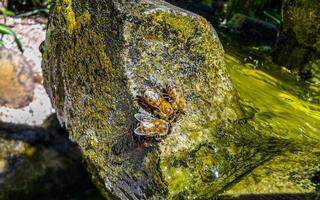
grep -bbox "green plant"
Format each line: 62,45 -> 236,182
8,0 -> 51,16
0,9 -> 23,52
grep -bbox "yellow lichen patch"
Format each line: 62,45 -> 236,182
62,0 -> 76,33
59,0 -> 91,33
19,143 -> 37,157
145,10 -> 197,43
66,8 -> 76,32
0,160 -> 7,173
78,10 -> 92,28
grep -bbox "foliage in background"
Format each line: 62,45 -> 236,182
7,0 -> 51,16
0,8 -> 23,52
227,0 -> 282,26
168,0 -> 282,27
0,0 -> 51,52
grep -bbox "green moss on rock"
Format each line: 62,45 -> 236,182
284,0 -> 320,54
272,0 -> 320,103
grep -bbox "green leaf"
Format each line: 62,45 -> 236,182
263,11 -> 281,26
14,37 -> 23,52
2,10 -> 15,17
0,24 -> 23,52
0,24 -> 14,35
16,8 -> 49,17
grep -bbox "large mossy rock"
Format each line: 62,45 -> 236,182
39,0 -> 288,199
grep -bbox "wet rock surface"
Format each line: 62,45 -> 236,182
282,0 -> 320,54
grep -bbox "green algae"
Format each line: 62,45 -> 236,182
222,53 -> 320,195
226,54 -> 320,141
224,150 -> 320,195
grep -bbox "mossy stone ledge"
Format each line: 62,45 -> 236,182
42,0 -> 244,199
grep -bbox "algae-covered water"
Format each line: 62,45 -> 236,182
226,54 -> 320,141
222,53 -> 320,195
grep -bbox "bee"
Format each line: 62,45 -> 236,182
165,84 -> 187,113
134,113 -> 169,137
138,89 -> 174,119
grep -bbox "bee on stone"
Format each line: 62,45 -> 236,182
135,83 -> 187,138
137,89 -> 174,120
165,83 -> 187,113
134,113 -> 169,138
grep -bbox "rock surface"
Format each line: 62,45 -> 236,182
0,48 -> 35,108
0,16 -> 102,200
42,0 -> 246,199
282,0 -> 320,54
272,0 -> 320,103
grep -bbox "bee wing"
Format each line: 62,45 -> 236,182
134,126 -> 145,136
134,126 -> 158,137
138,108 -> 150,115
134,113 -> 154,122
